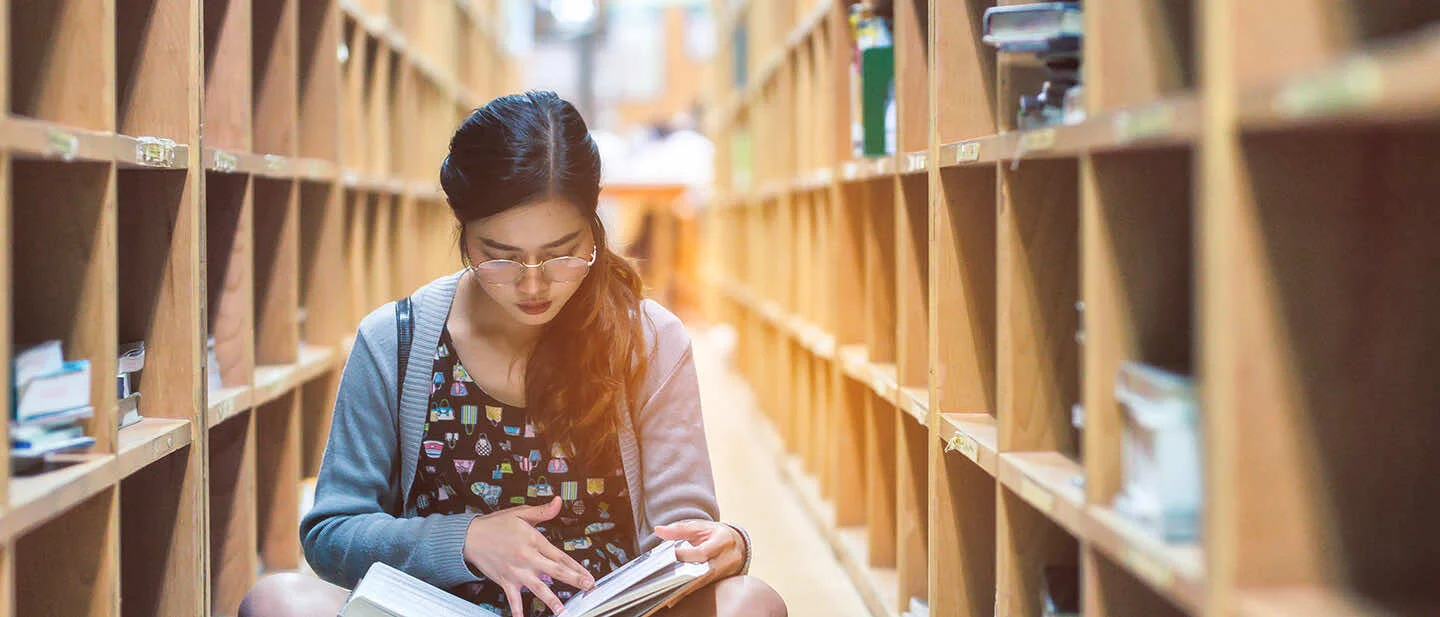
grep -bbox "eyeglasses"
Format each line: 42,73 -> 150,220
468,248 -> 598,286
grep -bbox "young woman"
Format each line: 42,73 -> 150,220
239,92 -> 786,617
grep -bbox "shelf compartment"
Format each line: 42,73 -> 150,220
299,371 -> 338,480
120,435 -> 204,617
830,374 -> 870,529
1239,25 -> 1440,130
865,393 -> 899,572
254,178 -> 300,368
1229,2 -> 1440,90
11,160 -> 118,450
998,451 -> 1086,537
1085,0 -> 1196,112
897,387 -> 927,426
1237,587 -> 1440,617
256,391 -> 302,572
209,410 -> 257,617
206,172 -> 255,391
998,158 -> 1081,458
299,181 -> 347,347
934,165 -> 997,418
937,413 -> 999,476
1203,130 -> 1440,602
1085,504 -> 1204,613
118,168 -> 202,434
934,0 -> 998,143
15,486 -> 120,617
117,0 -> 196,139
928,430 -> 996,617
204,0 -> 254,151
1085,547 -> 1193,617
298,0 -> 341,161
998,476 -> 1082,617
896,416 -> 929,609
1080,149 -> 1193,523
253,0 -> 298,157
895,174 -> 928,414
893,0 -> 931,154
10,0 -> 115,130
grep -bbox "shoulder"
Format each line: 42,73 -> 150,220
351,270 -> 463,363
638,298 -> 692,378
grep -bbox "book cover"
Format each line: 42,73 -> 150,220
14,340 -> 64,388
16,360 -> 92,421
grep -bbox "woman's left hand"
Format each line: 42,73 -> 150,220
653,520 -> 745,578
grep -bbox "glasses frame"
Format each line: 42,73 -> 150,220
467,247 -> 599,286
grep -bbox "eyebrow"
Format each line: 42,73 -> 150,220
478,230 -> 582,253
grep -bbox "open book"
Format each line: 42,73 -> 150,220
340,540 -> 710,617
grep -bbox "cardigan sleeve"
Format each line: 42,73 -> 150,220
299,322 -> 485,590
632,301 -> 722,541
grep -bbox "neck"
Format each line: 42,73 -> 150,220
456,273 -> 545,351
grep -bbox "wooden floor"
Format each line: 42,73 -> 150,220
691,324 -> 870,617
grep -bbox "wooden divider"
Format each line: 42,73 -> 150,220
710,0 -> 1440,615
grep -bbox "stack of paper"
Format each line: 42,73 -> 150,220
12,341 -> 96,465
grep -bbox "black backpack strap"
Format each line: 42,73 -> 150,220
393,297 -> 414,509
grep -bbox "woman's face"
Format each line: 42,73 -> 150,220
463,198 -> 596,327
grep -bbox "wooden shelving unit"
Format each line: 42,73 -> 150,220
0,1 -> 512,615
708,1 -> 1440,615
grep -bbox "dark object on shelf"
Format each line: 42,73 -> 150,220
983,3 -> 1081,56
1042,564 -> 1081,617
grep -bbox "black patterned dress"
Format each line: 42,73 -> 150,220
408,327 -> 637,616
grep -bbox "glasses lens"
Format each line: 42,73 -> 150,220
474,260 -> 522,285
544,257 -> 591,283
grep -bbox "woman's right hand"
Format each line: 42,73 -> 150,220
463,497 -> 596,616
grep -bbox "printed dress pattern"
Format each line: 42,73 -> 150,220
408,327 -> 637,616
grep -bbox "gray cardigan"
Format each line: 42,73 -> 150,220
300,271 -> 720,590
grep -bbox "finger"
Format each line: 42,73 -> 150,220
502,581 -> 526,617
535,554 -> 593,591
522,573 -> 567,616
535,540 -> 594,589
674,543 -> 709,563
513,497 -> 563,525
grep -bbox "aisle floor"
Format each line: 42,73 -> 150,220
690,325 -> 870,617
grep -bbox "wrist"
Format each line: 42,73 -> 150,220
721,522 -> 751,576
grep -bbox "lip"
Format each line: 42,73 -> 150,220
517,300 -> 552,315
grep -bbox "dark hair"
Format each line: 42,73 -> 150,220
439,91 -> 648,468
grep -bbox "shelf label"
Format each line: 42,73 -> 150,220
955,141 -> 981,163
47,129 -> 79,161
1019,128 -> 1057,152
1125,547 -> 1175,589
264,154 -> 286,173
907,152 -> 928,173
213,396 -> 234,421
136,137 -> 177,167
1275,58 -> 1383,118
1116,106 -> 1174,142
1020,477 -> 1055,513
213,150 -> 238,173
944,433 -> 979,462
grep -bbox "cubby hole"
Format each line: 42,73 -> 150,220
256,392 -> 301,572
343,189 -> 371,327
896,175 -> 928,391
299,374 -> 336,479
935,166 -> 997,416
12,161 -> 116,445
897,417 -> 930,608
254,178 -> 299,365
931,449 -> 996,617
340,17 -> 364,170
117,0 -> 194,138
388,54 -> 412,181
253,0 -> 298,156
936,0 -> 999,142
864,394 -> 898,570
204,0 -> 254,151
1086,548 -> 1190,617
361,34 -> 386,177
999,159 -> 1080,460
205,172 -> 255,391
864,179 -> 897,366
121,448 -> 201,617
1222,129 -> 1440,603
9,0 -> 113,129
298,0 -> 340,161
998,488 -> 1082,617
1085,0 -> 1196,112
209,411 -> 258,617
1081,149 -> 1192,507
299,181 -> 344,347
1233,2 -> 1440,88
118,169 -> 194,421
15,488 -> 119,615
894,0 -> 931,153
364,193 -> 396,309
998,61 -> 1051,134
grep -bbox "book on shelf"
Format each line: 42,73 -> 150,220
117,341 -> 146,428
14,340 -> 91,423
982,2 -> 1082,54
119,392 -> 142,429
340,540 -> 711,617
14,340 -> 63,388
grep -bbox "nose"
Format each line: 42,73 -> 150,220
516,265 -> 547,297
